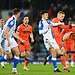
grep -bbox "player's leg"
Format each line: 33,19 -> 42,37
23,43 -> 31,71
44,38 -> 61,72
23,50 -> 30,71
70,40 -> 75,67
54,42 -> 70,72
64,40 -> 71,70
0,46 -> 5,68
0,40 -> 9,63
50,47 -> 61,72
51,37 -> 70,72
19,43 -> 29,71
10,38 -> 20,74
11,46 -> 20,74
43,38 -> 52,65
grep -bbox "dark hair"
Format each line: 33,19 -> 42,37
24,15 -> 30,18
12,8 -> 20,15
40,10 -> 48,15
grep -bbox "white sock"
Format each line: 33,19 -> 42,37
4,55 -> 7,60
1,62 -> 5,66
14,56 -> 19,59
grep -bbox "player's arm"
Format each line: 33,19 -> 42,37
13,32 -> 24,43
30,32 -> 34,43
53,22 -> 64,26
3,27 -> 10,47
62,32 -> 73,41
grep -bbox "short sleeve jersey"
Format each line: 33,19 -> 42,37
17,24 -> 32,41
3,15 -> 16,38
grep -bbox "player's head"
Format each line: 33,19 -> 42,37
23,15 -> 29,25
57,11 -> 65,21
0,19 -> 5,26
40,10 -> 48,20
12,8 -> 20,20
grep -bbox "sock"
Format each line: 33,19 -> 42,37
60,56 -> 68,68
0,55 -> 7,62
71,61 -> 74,65
12,56 -> 19,69
1,62 -> 5,66
51,57 -> 58,70
24,58 -> 28,67
47,54 -> 52,62
65,54 -> 69,61
71,53 -> 75,62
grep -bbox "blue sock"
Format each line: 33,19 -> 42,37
51,57 -> 57,70
12,56 -> 20,68
0,55 -> 7,62
13,58 -> 18,68
12,56 -> 24,68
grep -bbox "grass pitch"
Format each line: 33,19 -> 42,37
0,63 -> 75,75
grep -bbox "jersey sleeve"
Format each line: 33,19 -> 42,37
29,26 -> 32,33
7,19 -> 15,29
39,21 -> 49,34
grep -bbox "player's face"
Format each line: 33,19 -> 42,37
59,13 -> 65,21
43,13 -> 48,20
0,19 -> 5,26
16,12 -> 20,20
23,17 -> 29,25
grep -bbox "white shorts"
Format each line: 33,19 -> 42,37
0,34 -> 2,44
43,29 -> 59,51
1,37 -> 18,52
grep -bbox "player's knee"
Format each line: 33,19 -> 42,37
15,50 -> 20,56
20,52 -> 25,58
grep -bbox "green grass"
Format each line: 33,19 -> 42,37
0,63 -> 75,75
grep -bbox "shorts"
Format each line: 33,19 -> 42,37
18,41 -> 30,53
43,29 -> 59,51
0,34 -> 2,44
1,37 -> 18,52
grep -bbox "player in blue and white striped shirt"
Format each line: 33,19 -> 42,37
0,8 -> 21,74
38,10 -> 63,72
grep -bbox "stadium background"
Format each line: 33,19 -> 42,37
0,0 -> 75,63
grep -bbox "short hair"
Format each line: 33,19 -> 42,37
24,15 -> 29,18
12,8 -> 20,15
40,10 -> 48,15
57,11 -> 65,15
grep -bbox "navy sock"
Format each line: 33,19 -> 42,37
51,57 -> 58,70
0,56 -> 7,62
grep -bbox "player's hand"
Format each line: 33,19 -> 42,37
19,38 -> 25,44
21,40 -> 25,43
62,31 -> 72,41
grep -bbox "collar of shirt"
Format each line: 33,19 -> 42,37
42,18 -> 47,21
12,15 -> 16,20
